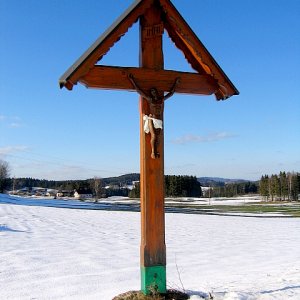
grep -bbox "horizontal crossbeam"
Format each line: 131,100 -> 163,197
78,65 -> 219,95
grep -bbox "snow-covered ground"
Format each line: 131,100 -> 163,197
1,194 -> 300,299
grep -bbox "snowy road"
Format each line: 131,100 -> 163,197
1,195 -> 300,299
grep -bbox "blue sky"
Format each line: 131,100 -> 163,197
1,0 -> 299,181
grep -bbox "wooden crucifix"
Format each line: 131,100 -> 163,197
59,0 -> 238,295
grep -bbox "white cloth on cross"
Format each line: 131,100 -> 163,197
143,115 -> 163,134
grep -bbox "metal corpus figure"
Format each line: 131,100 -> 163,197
129,74 -> 180,159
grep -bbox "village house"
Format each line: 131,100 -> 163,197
56,190 -> 73,198
74,188 -> 93,200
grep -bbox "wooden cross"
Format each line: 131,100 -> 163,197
59,0 -> 238,295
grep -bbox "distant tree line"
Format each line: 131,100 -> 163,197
207,181 -> 258,198
5,174 -> 200,199
2,165 -> 299,202
6,177 -> 84,191
259,171 -> 300,201
5,176 -> 132,198
198,178 -> 239,187
129,175 -> 202,198
4,173 -> 140,193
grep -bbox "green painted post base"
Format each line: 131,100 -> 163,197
141,265 -> 166,295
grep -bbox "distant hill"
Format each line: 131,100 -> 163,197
197,177 -> 250,187
101,173 -> 140,186
102,174 -> 251,188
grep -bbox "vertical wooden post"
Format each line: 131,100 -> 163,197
139,2 -> 166,295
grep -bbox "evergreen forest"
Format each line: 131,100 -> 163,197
129,175 -> 202,198
259,171 -> 300,201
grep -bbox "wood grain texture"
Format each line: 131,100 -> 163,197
80,65 -> 218,95
139,2 -> 166,268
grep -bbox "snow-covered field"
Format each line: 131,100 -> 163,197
1,194 -> 300,299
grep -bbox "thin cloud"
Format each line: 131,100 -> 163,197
0,145 -> 30,157
0,115 -> 24,128
9,122 -> 23,128
171,132 -> 237,145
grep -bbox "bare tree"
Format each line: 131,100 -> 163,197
0,159 -> 10,193
93,176 -> 102,201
